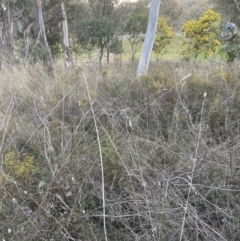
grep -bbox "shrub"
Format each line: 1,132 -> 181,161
153,17 -> 175,58
3,150 -> 37,179
181,9 -> 221,61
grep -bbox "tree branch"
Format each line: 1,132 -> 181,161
234,0 -> 240,11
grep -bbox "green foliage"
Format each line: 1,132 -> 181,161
89,17 -> 114,48
3,150 -> 37,179
47,32 -> 63,60
124,0 -> 148,35
110,38 -> 123,55
181,9 -> 221,61
222,42 -> 239,62
71,0 -> 124,63
124,0 -> 148,61
70,3 -> 93,49
75,15 -> 121,62
18,32 -> 62,64
153,17 -> 175,57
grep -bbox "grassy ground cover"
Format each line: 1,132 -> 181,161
0,58 -> 240,240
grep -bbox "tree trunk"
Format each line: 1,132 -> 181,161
23,22 -> 35,63
60,2 -> 73,69
99,45 -> 104,68
136,0 -> 161,76
107,45 -> 110,65
0,1 -> 15,68
234,0 -> 240,11
33,0 -> 55,77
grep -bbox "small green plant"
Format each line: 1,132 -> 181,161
142,63 -> 176,93
221,42 -> 239,62
3,150 -> 37,179
101,128 -> 124,190
47,32 -> 63,60
78,91 -> 97,109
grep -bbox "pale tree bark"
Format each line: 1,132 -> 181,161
33,0 -> 55,77
0,1 -> 15,68
234,0 -> 240,11
60,2 -> 73,69
136,0 -> 161,76
22,22 -> 35,63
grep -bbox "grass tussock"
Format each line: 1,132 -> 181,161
1,60 -> 240,240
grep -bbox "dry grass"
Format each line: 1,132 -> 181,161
0,60 -> 240,240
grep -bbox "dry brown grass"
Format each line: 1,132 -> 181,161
0,60 -> 240,240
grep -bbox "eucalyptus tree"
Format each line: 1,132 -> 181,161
13,0 -> 60,60
33,0 -> 55,77
73,0 -> 125,65
60,2 -> 73,69
0,0 -> 15,68
0,0 -> 76,74
124,0 -> 148,63
0,0 -> 35,65
90,0 -> 122,64
210,0 -> 240,24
